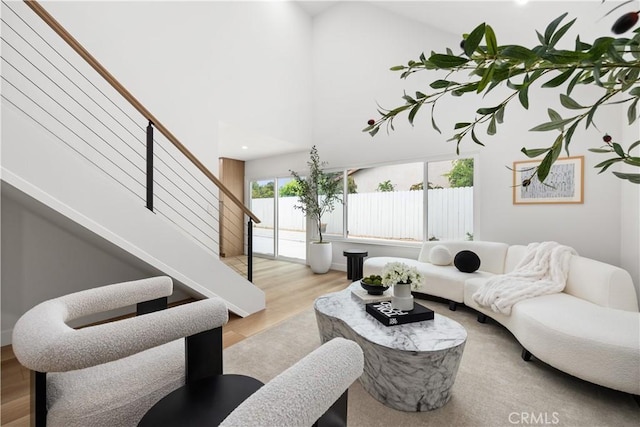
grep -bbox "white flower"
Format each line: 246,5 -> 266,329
380,262 -> 422,290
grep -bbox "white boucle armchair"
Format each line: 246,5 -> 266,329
12,276 -> 229,427
13,276 -> 365,427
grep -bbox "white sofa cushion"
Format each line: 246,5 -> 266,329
429,245 -> 452,265
565,256 -> 638,311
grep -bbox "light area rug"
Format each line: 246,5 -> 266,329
224,299 -> 639,427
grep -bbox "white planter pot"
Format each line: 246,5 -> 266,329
309,241 -> 332,274
392,283 -> 414,311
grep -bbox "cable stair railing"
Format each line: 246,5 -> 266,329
1,0 -> 259,282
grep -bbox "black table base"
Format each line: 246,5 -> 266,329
138,374 -> 263,427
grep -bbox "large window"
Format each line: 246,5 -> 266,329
343,157 -> 474,242
427,158 -> 474,241
346,163 -> 423,242
249,156 -> 475,253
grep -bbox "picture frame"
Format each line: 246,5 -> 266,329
513,156 -> 584,204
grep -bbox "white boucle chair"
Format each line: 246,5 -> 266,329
12,276 -> 229,427
13,276 -> 365,427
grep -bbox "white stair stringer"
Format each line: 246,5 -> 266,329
1,100 -> 265,317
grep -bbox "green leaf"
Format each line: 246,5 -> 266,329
500,45 -> 536,60
487,116 -> 497,135
416,91 -> 427,99
496,105 -> 505,124
430,80 -> 454,89
595,157 -> 623,173
542,67 -> 575,88
588,148 -> 613,153
612,143 -> 625,157
529,117 -> 575,132
564,121 -> 579,154
560,94 -> 585,109
471,128 -> 485,146
430,105 -> 441,134
547,108 -> 563,122
368,127 -> 380,137
476,105 -> 502,115
390,65 -> 406,71
575,35 -> 591,51
464,23 -> 486,57
536,30 -> 545,45
588,37 -> 614,60
477,63 -> 495,93
429,54 -> 468,68
518,86 -> 530,109
566,71 -> 583,95
628,98 -> 638,125
629,140 -> 640,152
408,103 -> 422,125
485,25 -> 498,55
549,18 -> 576,48
521,147 -> 550,158
536,151 -> 554,182
586,94 -> 608,129
630,87 -> 640,96
624,157 -> 640,167
612,172 -> 640,184
544,13 -> 569,45
454,122 -> 472,129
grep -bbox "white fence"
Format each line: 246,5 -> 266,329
251,187 -> 473,241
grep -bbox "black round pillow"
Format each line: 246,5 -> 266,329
454,250 -> 481,273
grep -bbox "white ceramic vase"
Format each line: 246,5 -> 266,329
392,282 -> 414,311
308,241 -> 332,274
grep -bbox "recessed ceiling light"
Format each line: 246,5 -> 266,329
241,146 -> 249,150
515,0 -> 529,5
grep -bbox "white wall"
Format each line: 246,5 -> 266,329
245,1 -> 637,303
619,110 -> 640,300
42,0 -> 313,174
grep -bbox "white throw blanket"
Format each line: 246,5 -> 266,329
472,241 -> 577,315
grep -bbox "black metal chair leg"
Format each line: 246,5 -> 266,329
521,348 -> 533,361
448,301 -> 457,311
33,371 -> 47,427
477,313 -> 487,323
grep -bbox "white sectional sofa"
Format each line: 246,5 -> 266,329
363,241 -> 640,396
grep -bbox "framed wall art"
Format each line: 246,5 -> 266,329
513,156 -> 584,204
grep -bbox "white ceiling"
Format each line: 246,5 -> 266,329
219,0 -> 638,161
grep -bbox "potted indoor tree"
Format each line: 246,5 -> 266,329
290,146 -> 342,274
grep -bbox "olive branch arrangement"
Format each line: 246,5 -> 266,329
364,7 -> 640,184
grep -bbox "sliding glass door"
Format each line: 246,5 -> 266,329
249,177 -> 305,261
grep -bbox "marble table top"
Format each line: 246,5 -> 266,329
314,282 -> 467,352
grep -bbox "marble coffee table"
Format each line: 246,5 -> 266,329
314,282 -> 467,411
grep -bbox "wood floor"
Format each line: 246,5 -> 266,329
0,257 -> 348,426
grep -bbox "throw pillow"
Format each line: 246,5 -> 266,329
430,245 -> 453,266
454,250 -> 481,273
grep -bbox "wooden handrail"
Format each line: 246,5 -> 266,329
24,0 -> 260,224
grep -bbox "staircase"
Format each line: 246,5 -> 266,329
1,0 -> 265,343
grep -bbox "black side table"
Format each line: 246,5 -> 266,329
343,249 -> 368,281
